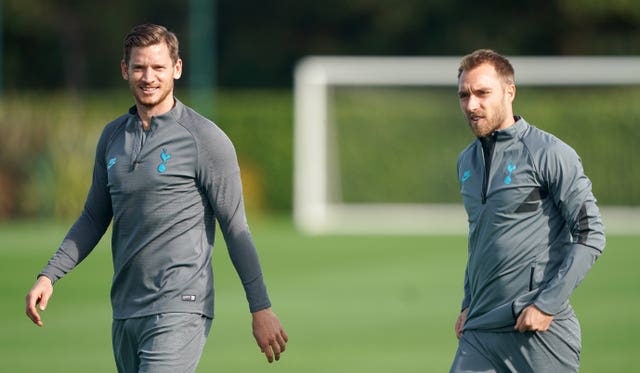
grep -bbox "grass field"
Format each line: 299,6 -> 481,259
1,217 -> 638,372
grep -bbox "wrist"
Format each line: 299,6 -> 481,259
37,275 -> 53,286
252,307 -> 272,316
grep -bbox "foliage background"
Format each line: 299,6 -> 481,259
3,0 -> 640,90
1,1 -> 639,220
1,1 -> 640,219
333,86 -> 640,205
1,3 -> 638,372
1,86 -> 638,219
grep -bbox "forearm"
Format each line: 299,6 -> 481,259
225,229 -> 272,312
534,243 -> 599,315
536,188 -> 604,314
39,209 -> 110,283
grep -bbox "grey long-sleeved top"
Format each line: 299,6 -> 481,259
457,117 -> 605,332
40,99 -> 271,319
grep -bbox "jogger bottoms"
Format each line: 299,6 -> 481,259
450,315 -> 581,373
112,313 -> 213,373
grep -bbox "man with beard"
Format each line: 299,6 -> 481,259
450,49 -> 605,372
26,23 -> 287,372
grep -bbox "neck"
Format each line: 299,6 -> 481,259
497,115 -> 517,131
136,97 -> 176,130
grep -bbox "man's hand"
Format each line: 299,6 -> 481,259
515,304 -> 553,333
455,308 -> 468,339
25,276 -> 54,327
252,307 -> 288,363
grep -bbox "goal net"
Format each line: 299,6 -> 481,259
293,56 -> 640,234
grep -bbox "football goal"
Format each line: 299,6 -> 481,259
293,56 -> 640,234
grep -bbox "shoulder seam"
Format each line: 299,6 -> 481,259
105,115 -> 129,149
172,109 -> 203,179
519,126 -> 543,187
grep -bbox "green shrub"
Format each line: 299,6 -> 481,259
0,89 -> 293,220
0,87 -> 637,221
333,86 -> 640,206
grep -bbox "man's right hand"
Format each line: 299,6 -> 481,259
455,308 -> 469,339
25,276 -> 53,327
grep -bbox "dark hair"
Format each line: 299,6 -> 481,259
123,24 -> 180,65
457,49 -> 515,85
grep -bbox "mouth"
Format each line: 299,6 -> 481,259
468,114 -> 483,123
140,86 -> 159,95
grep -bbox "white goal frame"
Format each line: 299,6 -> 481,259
293,56 -> 640,234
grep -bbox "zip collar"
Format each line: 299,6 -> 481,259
475,116 -> 528,205
126,97 -> 185,131
490,115 -> 527,142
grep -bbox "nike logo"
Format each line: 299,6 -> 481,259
107,157 -> 117,170
461,170 -> 471,182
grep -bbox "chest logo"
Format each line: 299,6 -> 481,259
107,157 -> 117,170
504,163 -> 516,185
157,148 -> 172,173
461,170 -> 471,183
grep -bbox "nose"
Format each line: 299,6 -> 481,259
464,94 -> 480,112
141,67 -> 154,83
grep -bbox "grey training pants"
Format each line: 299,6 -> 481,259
112,313 -> 213,373
450,315 -> 581,373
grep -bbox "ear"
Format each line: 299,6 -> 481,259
121,59 -> 129,80
173,58 -> 183,80
505,84 -> 516,103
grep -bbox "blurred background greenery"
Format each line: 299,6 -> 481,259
332,86 -> 640,205
0,0 -> 639,220
3,0 -> 640,90
1,2 -> 639,372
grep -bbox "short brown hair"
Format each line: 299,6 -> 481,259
123,24 -> 180,65
458,49 -> 515,85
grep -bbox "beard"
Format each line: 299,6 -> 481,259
466,105 -> 509,138
130,82 -> 174,110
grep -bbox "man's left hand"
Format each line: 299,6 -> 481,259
514,304 -> 554,333
252,307 -> 288,363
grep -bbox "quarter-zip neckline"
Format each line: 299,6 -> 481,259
479,133 -> 497,204
130,118 -> 149,172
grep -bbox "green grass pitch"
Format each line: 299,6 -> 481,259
1,217 -> 638,372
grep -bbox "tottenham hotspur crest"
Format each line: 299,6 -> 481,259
157,148 -> 171,173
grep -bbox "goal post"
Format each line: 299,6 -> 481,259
293,56 -> 640,235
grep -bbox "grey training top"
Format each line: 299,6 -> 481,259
40,99 -> 271,319
457,116 -> 605,332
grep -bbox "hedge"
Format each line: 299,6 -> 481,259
0,89 -> 293,219
0,86 -> 637,220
